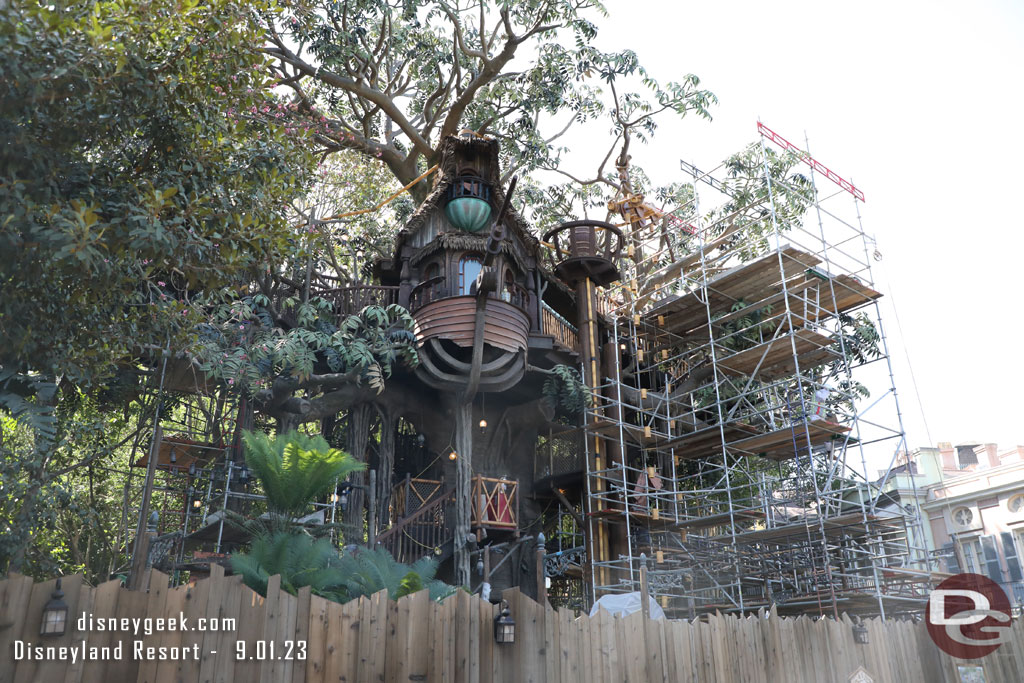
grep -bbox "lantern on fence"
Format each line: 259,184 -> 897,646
40,578 -> 68,637
494,599 -> 515,644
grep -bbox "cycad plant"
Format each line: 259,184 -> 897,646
229,429 -> 456,604
240,429 -> 364,526
230,534 -> 456,603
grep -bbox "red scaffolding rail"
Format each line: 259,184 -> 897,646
757,121 -> 865,202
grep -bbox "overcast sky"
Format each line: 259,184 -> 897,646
580,0 -> 1024,455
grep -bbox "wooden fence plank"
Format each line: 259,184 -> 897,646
133,570 -> 169,683
0,574 -> 33,683
9,573 -> 1024,682
304,594 -> 329,683
172,578 -> 208,683
151,582 -> 188,683
79,578 -> 122,683
234,579 -> 266,681
404,590 -> 431,683
476,595 -> 494,683
383,592 -> 403,683
320,599 -> 347,683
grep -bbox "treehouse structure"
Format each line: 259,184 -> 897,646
122,128 -> 941,619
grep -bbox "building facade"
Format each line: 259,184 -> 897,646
882,442 -> 1024,607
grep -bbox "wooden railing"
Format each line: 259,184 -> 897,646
323,285 -> 399,317
409,275 -> 531,313
408,276 -> 448,312
471,476 -> 518,530
376,488 -> 454,564
390,476 -> 445,525
541,302 -> 580,353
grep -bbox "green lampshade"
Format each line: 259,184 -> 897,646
445,197 -> 492,232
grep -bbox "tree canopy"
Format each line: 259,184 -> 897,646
0,0 -> 315,574
0,0 -> 315,391
0,0 -> 822,583
262,0 -> 716,204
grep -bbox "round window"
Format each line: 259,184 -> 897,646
953,507 -> 974,527
1009,495 -> 1024,514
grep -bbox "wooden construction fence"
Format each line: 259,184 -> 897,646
2,570 -> 1023,682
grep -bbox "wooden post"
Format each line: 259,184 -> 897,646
453,400 -> 474,586
639,556 -> 650,620
536,533 -> 547,605
404,473 -> 412,517
482,546 -> 492,602
368,469 -> 377,546
129,423 -> 162,590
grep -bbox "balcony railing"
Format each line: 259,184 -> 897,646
541,302 -> 580,354
408,275 -> 531,313
322,285 -> 400,318
390,475 -> 446,525
472,476 -> 518,530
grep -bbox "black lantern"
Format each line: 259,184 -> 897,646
494,599 -> 515,644
40,578 -> 68,636
188,461 -> 197,477
852,618 -> 869,644
238,464 -> 251,485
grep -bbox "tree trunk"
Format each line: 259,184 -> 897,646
375,407 -> 398,535
344,403 -> 375,543
453,400 -> 473,587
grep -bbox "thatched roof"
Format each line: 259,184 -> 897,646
390,135 -> 541,263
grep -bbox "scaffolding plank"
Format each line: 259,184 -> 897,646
658,424 -> 762,459
713,511 -> 903,543
716,329 -> 835,379
643,247 -> 821,336
729,420 -> 850,461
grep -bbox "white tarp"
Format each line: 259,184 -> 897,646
588,592 -> 666,620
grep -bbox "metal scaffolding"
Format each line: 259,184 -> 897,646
578,123 -> 935,618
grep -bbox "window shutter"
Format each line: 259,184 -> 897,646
1001,532 -> 1022,582
980,535 -> 1003,583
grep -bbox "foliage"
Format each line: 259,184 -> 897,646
673,145 -> 816,267
241,429 -> 365,522
229,526 -> 456,602
192,299 -> 419,405
0,0 -> 315,390
712,300 -> 777,352
231,531 -> 349,600
542,365 -> 592,415
831,313 -> 882,369
0,0 -> 315,575
262,0 -> 715,205
0,384 -> 150,578
329,546 -> 456,602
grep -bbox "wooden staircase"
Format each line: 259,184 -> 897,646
376,487 -> 455,565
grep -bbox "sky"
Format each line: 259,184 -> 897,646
576,0 -> 1024,455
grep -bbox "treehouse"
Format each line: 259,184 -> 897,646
361,133 -> 621,595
